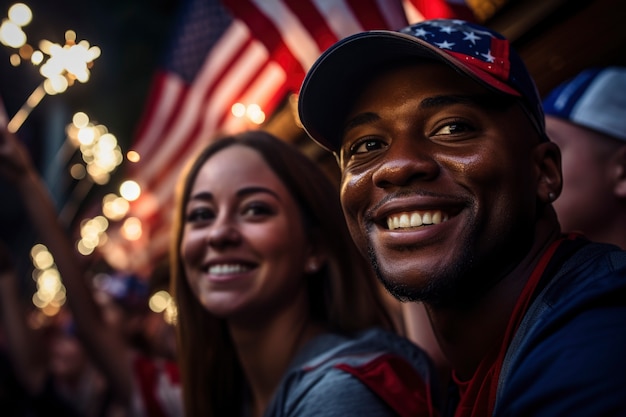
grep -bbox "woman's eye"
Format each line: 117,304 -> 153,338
433,121 -> 474,136
242,202 -> 274,218
350,139 -> 386,155
186,207 -> 214,223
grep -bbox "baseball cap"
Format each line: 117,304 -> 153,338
298,18 -> 547,154
543,66 -> 626,141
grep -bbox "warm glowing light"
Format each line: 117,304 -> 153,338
77,126 -> 96,145
231,103 -> 265,125
3,12 -> 100,134
64,117 -> 123,185
8,3 -> 32,26
149,290 -> 177,324
149,290 -> 171,313
102,194 -> 129,220
121,217 -> 142,241
80,216 -> 108,238
246,104 -> 265,125
0,20 -> 26,48
32,293 -> 46,308
102,244 -> 129,271
37,32 -> 100,92
76,216 -> 109,255
18,43 -> 32,59
30,240 -> 66,313
31,50 -> 43,64
41,304 -> 61,317
231,102 -> 246,118
77,239 -> 95,256
32,250 -> 54,270
97,133 -> 117,151
43,74 -> 68,94
65,30 -> 76,43
37,268 -> 62,294
72,111 -> 89,128
30,243 -> 47,258
120,180 -> 141,201
69,163 -> 86,179
87,165 -> 110,185
126,150 -> 140,163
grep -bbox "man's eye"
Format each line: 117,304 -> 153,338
351,139 -> 385,154
433,122 -> 473,136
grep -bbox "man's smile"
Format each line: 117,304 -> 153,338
386,210 -> 450,230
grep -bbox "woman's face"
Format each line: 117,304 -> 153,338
180,145 -> 313,324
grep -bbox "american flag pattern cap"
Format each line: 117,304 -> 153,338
298,19 -> 547,153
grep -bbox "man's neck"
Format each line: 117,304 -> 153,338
426,214 -> 562,380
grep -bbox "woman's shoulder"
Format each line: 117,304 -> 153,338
302,327 -> 429,370
264,328 -> 439,417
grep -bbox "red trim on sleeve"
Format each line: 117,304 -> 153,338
336,353 -> 439,417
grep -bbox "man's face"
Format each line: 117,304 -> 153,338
338,62 -> 541,305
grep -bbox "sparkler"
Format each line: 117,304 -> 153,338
0,3 -> 101,132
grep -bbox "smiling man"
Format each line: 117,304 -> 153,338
298,19 -> 626,417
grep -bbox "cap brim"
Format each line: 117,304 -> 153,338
298,30 -> 520,154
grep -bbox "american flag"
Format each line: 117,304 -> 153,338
120,0 -> 475,275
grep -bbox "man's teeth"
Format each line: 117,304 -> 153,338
387,211 -> 449,230
207,264 -> 251,275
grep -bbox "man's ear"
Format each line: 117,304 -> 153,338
611,145 -> 626,198
534,141 -> 562,204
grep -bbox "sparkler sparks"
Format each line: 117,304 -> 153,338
0,3 -> 101,132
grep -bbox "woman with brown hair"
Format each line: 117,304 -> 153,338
170,130 -> 438,417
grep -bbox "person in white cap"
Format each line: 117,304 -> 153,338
543,66 -> 626,249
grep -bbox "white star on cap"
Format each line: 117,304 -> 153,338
440,26 -> 457,34
463,31 -> 480,44
412,28 -> 429,38
436,40 -> 455,49
481,49 -> 495,62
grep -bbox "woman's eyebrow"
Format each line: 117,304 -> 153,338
189,191 -> 213,202
189,187 -> 281,202
236,186 -> 281,201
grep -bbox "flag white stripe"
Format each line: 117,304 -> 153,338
252,0 -> 323,70
313,0 -> 364,38
402,0 -> 426,24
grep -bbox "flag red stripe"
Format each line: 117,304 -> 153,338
347,0 -> 394,30
284,0 -> 338,50
406,0 -> 474,21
